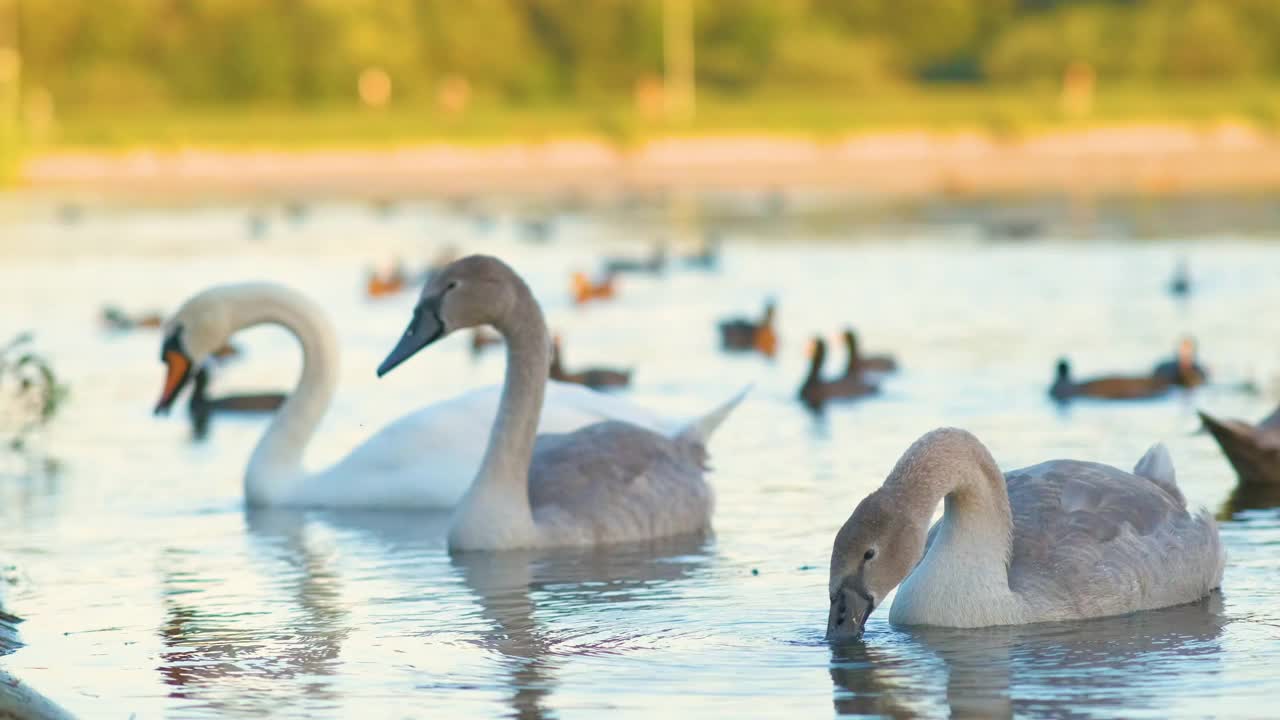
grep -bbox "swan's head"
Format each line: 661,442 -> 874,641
153,288 -> 237,414
378,255 -> 519,377
826,490 -> 924,642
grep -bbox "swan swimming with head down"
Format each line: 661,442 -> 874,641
376,254 -> 746,551
152,282 -> 702,509
827,428 -> 1224,638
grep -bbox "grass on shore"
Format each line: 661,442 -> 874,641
26,84 -> 1280,153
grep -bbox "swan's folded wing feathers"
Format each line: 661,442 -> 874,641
1004,460 -> 1205,613
526,421 -> 711,542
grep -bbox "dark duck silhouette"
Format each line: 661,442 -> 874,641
798,338 -> 878,412
1152,337 -> 1208,388
603,243 -> 666,275
1049,358 -> 1172,402
548,337 -> 631,391
188,366 -> 287,440
841,329 -> 897,376
718,300 -> 778,358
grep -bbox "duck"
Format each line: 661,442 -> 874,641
101,305 -> 164,331
841,329 -> 897,375
152,282 -> 700,509
1152,337 -> 1208,388
1198,405 -> 1280,487
825,428 -> 1224,638
603,243 -> 666,275
682,232 -> 721,270
1169,257 -> 1191,297
470,327 -> 503,358
718,300 -> 777,358
798,338 -> 877,412
1049,358 -> 1172,401
365,259 -> 409,299
187,366 -> 287,441
549,336 -> 631,391
375,254 -> 745,551
570,271 -> 616,306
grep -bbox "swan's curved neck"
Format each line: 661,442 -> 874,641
231,286 -> 339,503
887,435 -> 1018,625
842,339 -> 859,377
452,275 -> 548,542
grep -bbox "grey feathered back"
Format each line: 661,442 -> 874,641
1003,457 -> 1224,620
526,421 -> 714,546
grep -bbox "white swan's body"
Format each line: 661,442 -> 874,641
375,255 -> 745,551
160,283 -> 688,509
828,429 -> 1224,635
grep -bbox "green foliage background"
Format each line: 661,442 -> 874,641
4,0 -> 1280,148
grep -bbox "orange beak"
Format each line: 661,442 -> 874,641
155,348 -> 192,415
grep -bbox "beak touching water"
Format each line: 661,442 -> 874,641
154,346 -> 192,415
377,298 -> 445,377
826,583 -> 875,642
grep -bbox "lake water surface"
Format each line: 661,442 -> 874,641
1,197 -> 1278,718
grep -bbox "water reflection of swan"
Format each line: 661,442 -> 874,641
451,536 -> 712,720
153,509 -> 443,714
831,593 -> 1225,719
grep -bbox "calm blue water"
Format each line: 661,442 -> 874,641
1,196 -> 1278,718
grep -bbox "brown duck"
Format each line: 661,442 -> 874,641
798,338 -> 878,412
1049,358 -> 1173,402
719,300 -> 777,358
188,366 -> 287,440
549,337 -> 631,391
1199,405 -> 1280,487
841,329 -> 897,376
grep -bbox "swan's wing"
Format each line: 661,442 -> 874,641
527,421 -> 712,543
541,381 -> 673,434
1004,459 -> 1222,614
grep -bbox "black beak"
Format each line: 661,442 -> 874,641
377,298 -> 445,377
826,584 -> 875,642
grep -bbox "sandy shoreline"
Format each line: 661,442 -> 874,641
19,124 -> 1280,198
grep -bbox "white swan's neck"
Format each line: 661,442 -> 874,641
231,286 -> 340,504
449,276 -> 547,548
886,436 -> 1022,627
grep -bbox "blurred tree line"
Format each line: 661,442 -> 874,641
7,0 -> 1280,112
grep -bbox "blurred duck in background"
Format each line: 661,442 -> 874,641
1169,257 -> 1191,297
1152,337 -> 1208,388
549,336 -> 631,391
719,299 -> 777,358
365,257 -> 409,299
603,243 -> 666,275
841,329 -> 897,376
681,232 -> 721,270
101,304 -> 165,331
1198,405 -> 1280,487
799,337 -> 878,412
187,366 -> 286,441
570,271 -> 617,305
470,328 -> 503,358
1049,358 -> 1172,402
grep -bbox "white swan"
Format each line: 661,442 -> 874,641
375,255 -> 745,551
152,282 -> 694,508
826,428 -> 1224,637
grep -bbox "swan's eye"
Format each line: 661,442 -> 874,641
863,548 -> 876,561
446,280 -> 458,291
